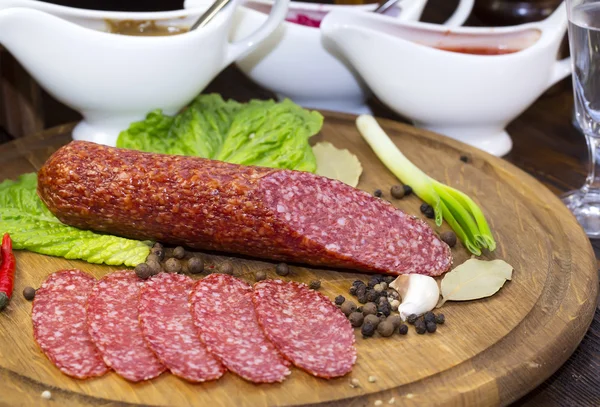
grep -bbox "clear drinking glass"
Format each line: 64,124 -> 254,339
563,0 -> 600,237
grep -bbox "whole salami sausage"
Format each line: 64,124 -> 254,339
138,273 -> 225,382
253,279 -> 356,378
32,269 -> 109,379
38,141 -> 451,276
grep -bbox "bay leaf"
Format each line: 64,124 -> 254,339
440,259 -> 513,303
313,142 -> 363,187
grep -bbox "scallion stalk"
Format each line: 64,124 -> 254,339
356,115 -> 496,255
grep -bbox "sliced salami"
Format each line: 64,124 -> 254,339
138,273 -> 225,382
253,280 -> 356,378
190,274 -> 290,383
86,270 -> 165,382
32,269 -> 108,379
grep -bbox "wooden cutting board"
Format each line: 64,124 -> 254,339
0,113 -> 597,407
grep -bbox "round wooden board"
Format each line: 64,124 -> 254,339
0,113 -> 597,407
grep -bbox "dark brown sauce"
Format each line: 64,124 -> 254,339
435,46 -> 519,55
106,19 -> 188,36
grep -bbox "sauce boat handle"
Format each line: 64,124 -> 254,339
224,0 -> 289,65
442,0 -> 474,27
548,57 -> 572,88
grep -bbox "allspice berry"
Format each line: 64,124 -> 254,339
341,301 -> 357,316
23,287 -> 36,301
364,314 -> 381,327
187,257 -> 204,274
173,246 -> 186,259
362,302 -> 378,316
220,262 -> 234,275
165,258 -> 182,274
275,263 -> 290,276
255,270 -> 267,281
348,312 -> 364,327
377,321 -> 395,337
135,263 -> 153,280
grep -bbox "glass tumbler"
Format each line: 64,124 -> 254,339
563,0 -> 600,237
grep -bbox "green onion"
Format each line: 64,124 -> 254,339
356,115 -> 495,255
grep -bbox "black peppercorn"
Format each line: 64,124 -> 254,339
403,185 -> 413,195
366,290 -> 380,303
173,246 -> 185,259
373,189 -> 383,197
426,321 -> 437,333
187,257 -> 204,274
415,320 -> 427,334
341,301 -> 357,316
398,324 -> 409,335
348,312 -> 364,327
440,231 -> 457,248
435,314 -> 446,324
357,293 -> 368,304
367,278 -> 379,288
420,203 -> 435,219
378,301 -> 392,317
407,314 -> 419,324
335,295 -> 345,306
383,276 -> 395,284
356,285 -> 367,297
309,280 -> 321,290
275,263 -> 289,276
23,286 -> 36,301
361,321 -> 376,337
349,286 -> 358,295
390,185 -> 405,199
423,311 -> 436,324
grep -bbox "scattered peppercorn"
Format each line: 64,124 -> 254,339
165,258 -> 182,274
255,270 -> 267,281
415,320 -> 427,334
187,257 -> 204,274
275,263 -> 289,276
356,285 -> 367,297
173,246 -> 185,259
387,315 -> 402,329
364,314 -> 381,327
361,321 -> 376,337
357,293 -> 368,304
23,286 -> 36,301
373,283 -> 384,293
390,185 -> 405,199
362,302 -> 377,315
440,231 -> 457,248
373,189 -> 383,197
341,301 -> 357,316
348,312 -> 364,327
426,321 -> 437,333
352,280 -> 364,287
460,154 -> 470,163
135,263 -> 153,280
407,314 -> 419,324
309,280 -> 321,290
367,278 -> 379,288
219,262 -> 234,275
349,286 -> 358,295
378,301 -> 392,317
403,185 -> 413,195
398,324 -> 409,335
366,289 -> 380,303
150,246 -> 164,261
390,299 -> 400,312
435,313 -> 446,324
146,259 -> 162,275
420,203 -> 435,219
335,295 -> 346,306
146,253 -> 160,264
377,320 -> 395,337
423,311 -> 436,324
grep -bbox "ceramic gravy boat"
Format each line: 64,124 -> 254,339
321,3 -> 570,156
185,0 -> 475,115
0,0 -> 289,146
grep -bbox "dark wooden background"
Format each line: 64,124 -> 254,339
0,0 -> 597,406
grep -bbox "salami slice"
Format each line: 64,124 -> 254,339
190,274 -> 290,383
32,269 -> 108,379
253,280 -> 356,378
138,273 -> 225,382
86,270 -> 165,382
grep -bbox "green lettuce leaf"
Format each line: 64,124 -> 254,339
0,173 -> 151,266
116,94 -> 321,172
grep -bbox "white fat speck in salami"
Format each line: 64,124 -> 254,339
86,270 -> 165,382
139,273 -> 225,382
32,269 -> 108,379
190,274 -> 290,383
253,279 -> 356,378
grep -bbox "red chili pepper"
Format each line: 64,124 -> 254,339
0,233 -> 16,311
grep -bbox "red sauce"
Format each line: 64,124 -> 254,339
436,46 -> 519,55
286,14 -> 322,28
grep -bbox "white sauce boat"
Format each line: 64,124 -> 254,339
0,0 -> 289,146
185,0 -> 475,115
320,2 -> 571,156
